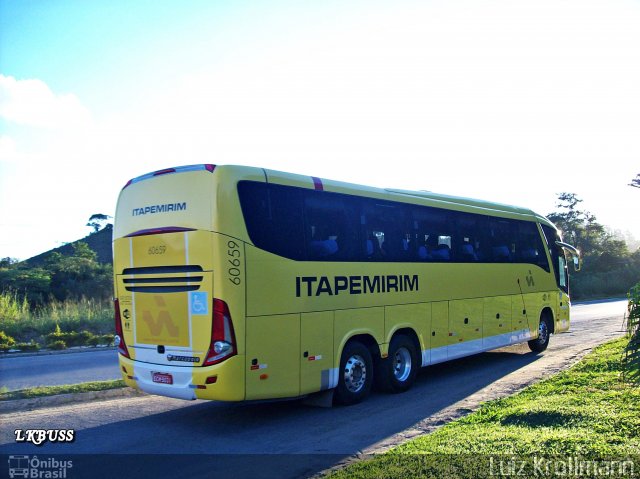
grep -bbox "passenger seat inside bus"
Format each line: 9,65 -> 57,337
492,245 -> 511,262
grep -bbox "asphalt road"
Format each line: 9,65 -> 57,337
0,349 -> 120,391
0,299 -> 629,479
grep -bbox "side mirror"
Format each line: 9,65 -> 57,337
556,241 -> 581,272
573,255 -> 581,272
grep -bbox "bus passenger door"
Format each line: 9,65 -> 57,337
245,314 -> 300,400
300,311 -> 334,395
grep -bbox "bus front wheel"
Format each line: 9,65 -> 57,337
376,334 -> 418,393
334,341 -> 373,405
528,314 -> 551,353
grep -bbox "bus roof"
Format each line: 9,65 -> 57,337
243,165 -> 555,228
118,163 -> 556,230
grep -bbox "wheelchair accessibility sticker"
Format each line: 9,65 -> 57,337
189,292 -> 208,315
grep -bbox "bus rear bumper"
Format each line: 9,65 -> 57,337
118,354 -> 245,401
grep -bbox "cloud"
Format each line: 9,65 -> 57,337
0,74 -> 92,129
0,135 -> 18,162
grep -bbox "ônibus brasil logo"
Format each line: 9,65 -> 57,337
8,455 -> 73,479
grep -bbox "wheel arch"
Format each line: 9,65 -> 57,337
389,327 -> 422,362
340,333 -> 381,365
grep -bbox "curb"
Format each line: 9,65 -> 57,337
0,346 -> 117,360
0,387 -> 147,414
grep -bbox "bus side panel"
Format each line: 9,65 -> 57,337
212,233 -> 247,357
556,291 -> 570,332
334,308 -> 384,365
300,311 -> 334,395
384,303 -> 430,366
193,356 -> 246,401
430,301 -> 448,364
482,296 -> 512,351
245,314 -> 300,400
449,299 -> 483,359
511,296 -> 531,341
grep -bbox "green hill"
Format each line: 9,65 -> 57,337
25,225 -> 113,266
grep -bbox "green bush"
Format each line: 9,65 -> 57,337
49,340 -> 67,350
99,334 -> 114,346
623,282 -> 640,383
0,330 -> 16,347
571,268 -> 640,300
15,341 -> 40,352
87,334 -> 115,347
0,331 -> 17,351
45,329 -> 98,347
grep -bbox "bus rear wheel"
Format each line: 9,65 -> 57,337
376,334 -> 418,393
528,314 -> 551,353
334,341 -> 373,405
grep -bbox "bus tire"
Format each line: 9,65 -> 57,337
334,341 -> 373,405
376,334 -> 418,393
528,314 -> 551,353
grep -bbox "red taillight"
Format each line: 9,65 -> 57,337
114,299 -> 130,358
204,299 -> 237,366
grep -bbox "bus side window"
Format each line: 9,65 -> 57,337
517,221 -> 549,271
361,200 -> 411,262
489,219 -> 515,263
454,212 -> 486,262
303,190 -> 361,261
411,205 -> 452,261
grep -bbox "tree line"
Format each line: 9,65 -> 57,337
548,192 -> 640,299
0,242 -> 112,306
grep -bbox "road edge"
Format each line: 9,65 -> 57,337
0,387 -> 146,414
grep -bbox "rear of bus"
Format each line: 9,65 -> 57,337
113,164 -> 251,401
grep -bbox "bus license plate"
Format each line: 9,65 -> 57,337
152,372 -> 173,385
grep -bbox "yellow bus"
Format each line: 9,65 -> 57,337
113,164 -> 580,405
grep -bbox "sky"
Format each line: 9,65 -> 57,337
1,0 -> 639,260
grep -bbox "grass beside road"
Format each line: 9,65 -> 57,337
329,337 -> 640,478
0,379 -> 126,401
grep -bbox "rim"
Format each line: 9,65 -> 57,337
343,354 -> 367,393
393,346 -> 412,382
538,320 -> 549,344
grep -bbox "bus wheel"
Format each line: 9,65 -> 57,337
528,314 -> 551,353
376,334 -> 418,393
334,341 -> 373,405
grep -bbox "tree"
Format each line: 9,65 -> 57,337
0,266 -> 51,306
0,257 -> 19,268
86,213 -> 112,233
46,242 -> 112,301
547,192 -> 628,270
546,193 -> 586,247
630,174 -> 640,189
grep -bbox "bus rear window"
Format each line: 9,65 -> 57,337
238,181 -> 306,260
